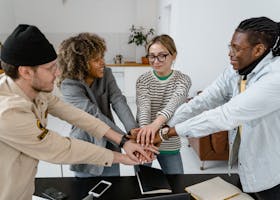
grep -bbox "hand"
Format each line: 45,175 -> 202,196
127,129 -> 163,148
134,147 -> 157,164
129,128 -> 140,136
123,140 -> 159,163
153,131 -> 163,147
113,152 -> 139,165
136,124 -> 159,146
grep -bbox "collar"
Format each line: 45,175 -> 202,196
236,51 -> 274,80
6,75 -> 33,102
238,50 -> 270,79
153,70 -> 173,80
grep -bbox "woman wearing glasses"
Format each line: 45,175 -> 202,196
136,34 -> 191,174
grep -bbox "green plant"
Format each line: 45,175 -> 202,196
128,25 -> 155,46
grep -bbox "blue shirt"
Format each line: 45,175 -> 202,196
168,52 -> 280,192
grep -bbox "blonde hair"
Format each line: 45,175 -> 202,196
146,34 -> 177,56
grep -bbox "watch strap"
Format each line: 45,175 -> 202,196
119,135 -> 129,148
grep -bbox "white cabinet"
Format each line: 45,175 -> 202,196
109,64 -> 151,103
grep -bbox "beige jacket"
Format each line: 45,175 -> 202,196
0,75 -> 114,200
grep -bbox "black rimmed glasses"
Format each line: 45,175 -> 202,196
228,44 -> 252,55
146,53 -> 170,63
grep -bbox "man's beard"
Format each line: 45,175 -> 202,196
31,85 -> 53,93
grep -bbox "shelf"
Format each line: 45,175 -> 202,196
107,63 -> 150,67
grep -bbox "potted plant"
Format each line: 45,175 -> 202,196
128,25 -> 155,64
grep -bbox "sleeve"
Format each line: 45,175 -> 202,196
0,101 -> 113,166
60,80 -> 124,134
106,68 -> 138,132
168,67 -> 232,127
136,73 -> 152,127
174,69 -> 280,137
46,93 -> 110,140
157,72 -> 192,120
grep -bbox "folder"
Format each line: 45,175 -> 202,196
136,165 -> 172,195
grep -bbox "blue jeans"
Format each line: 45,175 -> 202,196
136,152 -> 184,174
75,163 -> 120,177
156,152 -> 184,174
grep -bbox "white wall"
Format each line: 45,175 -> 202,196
158,0 -> 280,96
0,0 -> 158,63
0,0 -> 15,42
2,0 -> 280,94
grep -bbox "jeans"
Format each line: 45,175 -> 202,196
157,152 -> 184,174
135,152 -> 184,174
75,163 -> 120,177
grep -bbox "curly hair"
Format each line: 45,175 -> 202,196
57,32 -> 106,86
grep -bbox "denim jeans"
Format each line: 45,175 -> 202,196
135,152 -> 184,174
74,163 -> 120,177
156,152 -> 184,174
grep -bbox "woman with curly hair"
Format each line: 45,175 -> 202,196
57,33 -> 138,177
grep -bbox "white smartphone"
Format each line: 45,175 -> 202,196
88,180 -> 112,198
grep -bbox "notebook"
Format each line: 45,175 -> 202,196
135,193 -> 191,200
136,165 -> 172,195
185,176 -> 254,200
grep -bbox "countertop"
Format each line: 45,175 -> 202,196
106,63 -> 150,67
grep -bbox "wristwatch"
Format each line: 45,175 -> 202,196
159,126 -> 170,141
119,135 -> 129,148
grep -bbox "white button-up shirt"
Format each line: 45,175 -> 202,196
168,52 -> 280,192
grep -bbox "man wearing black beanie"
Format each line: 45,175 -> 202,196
0,25 -> 157,200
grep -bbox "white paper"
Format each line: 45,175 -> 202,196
32,195 -> 48,200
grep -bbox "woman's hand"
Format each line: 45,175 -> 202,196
136,124 -> 158,146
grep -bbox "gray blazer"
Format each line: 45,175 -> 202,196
60,67 -> 138,175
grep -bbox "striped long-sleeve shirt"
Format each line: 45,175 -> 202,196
136,70 -> 191,151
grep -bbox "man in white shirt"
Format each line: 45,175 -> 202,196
141,17 -> 280,200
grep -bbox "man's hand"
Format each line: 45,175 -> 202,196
123,140 -> 159,163
128,129 -> 163,148
153,131 -> 163,147
112,152 -> 139,165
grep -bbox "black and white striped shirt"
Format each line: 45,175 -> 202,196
136,70 -> 191,151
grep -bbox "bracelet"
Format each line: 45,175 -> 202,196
119,135 -> 129,148
159,129 -> 166,142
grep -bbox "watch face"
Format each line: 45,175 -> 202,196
162,127 -> 169,140
162,127 -> 169,134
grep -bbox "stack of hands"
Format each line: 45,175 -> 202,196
121,127 -> 164,165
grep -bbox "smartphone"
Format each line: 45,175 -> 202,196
88,180 -> 112,198
42,187 -> 67,200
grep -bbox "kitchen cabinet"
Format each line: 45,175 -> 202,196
108,63 -> 151,103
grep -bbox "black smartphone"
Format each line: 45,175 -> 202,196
42,187 -> 67,200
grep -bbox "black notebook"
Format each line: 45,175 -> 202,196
136,165 -> 172,195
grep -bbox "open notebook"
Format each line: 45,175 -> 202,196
185,176 -> 254,200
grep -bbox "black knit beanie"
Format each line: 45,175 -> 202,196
0,24 -> 57,66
